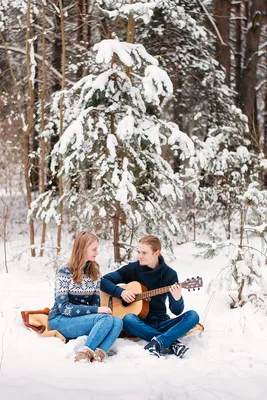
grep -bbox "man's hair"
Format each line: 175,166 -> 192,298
139,235 -> 162,253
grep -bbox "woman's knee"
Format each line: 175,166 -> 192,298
113,316 -> 123,329
95,313 -> 113,325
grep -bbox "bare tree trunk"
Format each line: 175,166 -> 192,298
31,32 -> 39,192
40,0 -> 47,256
233,1 -> 242,105
113,201 -> 121,262
85,0 -> 92,49
109,108 -> 121,262
77,0 -> 84,43
227,204 -> 231,240
214,0 -> 231,85
2,205 -> 9,273
239,204 -> 248,248
240,0 -> 265,143
264,87 -> 267,188
111,0 -> 135,262
76,0 -> 84,78
126,1 -> 135,79
46,6 -> 62,191
25,0 -> 36,257
126,3 -> 135,44
57,0 -> 66,254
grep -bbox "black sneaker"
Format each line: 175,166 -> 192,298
170,340 -> 189,359
144,337 -> 162,358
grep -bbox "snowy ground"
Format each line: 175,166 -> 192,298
0,227 -> 267,400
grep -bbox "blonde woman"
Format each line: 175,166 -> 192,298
48,231 -> 122,362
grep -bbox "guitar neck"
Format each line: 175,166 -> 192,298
133,278 -> 202,301
135,284 -> 174,301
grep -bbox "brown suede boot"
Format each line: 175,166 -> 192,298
74,347 -> 95,363
93,348 -> 106,362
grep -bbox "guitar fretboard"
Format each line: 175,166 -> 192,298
135,285 -> 172,301
127,278 -> 202,302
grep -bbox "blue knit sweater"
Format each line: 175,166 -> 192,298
100,256 -> 184,319
48,263 -> 100,320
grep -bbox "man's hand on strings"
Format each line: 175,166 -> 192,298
170,283 -> 182,301
121,290 -> 136,303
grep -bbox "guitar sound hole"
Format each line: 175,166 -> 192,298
121,300 -> 132,308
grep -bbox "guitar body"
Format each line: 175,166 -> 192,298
100,281 -> 149,319
100,276 -> 203,319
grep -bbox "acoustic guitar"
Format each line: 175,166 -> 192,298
100,276 -> 203,319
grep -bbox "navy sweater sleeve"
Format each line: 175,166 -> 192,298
100,262 -> 137,299
167,271 -> 184,316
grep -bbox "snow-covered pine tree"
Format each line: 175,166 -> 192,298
30,1 -> 194,262
131,0 -> 264,239
195,182 -> 267,310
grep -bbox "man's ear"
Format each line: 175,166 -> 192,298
155,250 -> 160,257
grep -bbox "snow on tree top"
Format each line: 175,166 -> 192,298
97,1 -> 161,24
93,39 -> 158,68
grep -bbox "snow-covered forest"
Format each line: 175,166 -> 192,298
0,1 -> 267,399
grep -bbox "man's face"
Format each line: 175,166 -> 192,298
137,243 -> 159,267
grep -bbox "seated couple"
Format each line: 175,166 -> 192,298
48,231 -> 199,363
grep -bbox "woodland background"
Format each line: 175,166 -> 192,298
0,0 -> 267,308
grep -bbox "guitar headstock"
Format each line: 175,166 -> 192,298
181,276 -> 203,291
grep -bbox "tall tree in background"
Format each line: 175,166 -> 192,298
0,0 -> 266,254
214,0 -> 231,86
240,0 -> 265,146
56,0 -> 66,254
25,0 -> 36,256
40,0 -> 47,256
30,2 -> 194,261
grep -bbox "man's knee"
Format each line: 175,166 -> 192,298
186,310 -> 200,326
123,313 -> 138,328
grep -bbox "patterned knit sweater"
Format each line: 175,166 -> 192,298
48,263 -> 100,320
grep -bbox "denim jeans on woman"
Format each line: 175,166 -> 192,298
123,310 -> 199,349
49,314 -> 122,352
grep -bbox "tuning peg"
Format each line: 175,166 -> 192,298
198,288 -> 200,290
187,278 -> 189,281
197,275 -> 199,278
192,277 -> 194,279
188,289 -> 190,292
193,288 -> 195,291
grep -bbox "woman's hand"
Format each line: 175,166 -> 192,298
121,290 -> 136,303
98,306 -> 113,314
170,283 -> 182,301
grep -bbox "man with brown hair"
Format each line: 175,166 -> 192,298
101,235 -> 199,358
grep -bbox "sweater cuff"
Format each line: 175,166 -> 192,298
90,306 -> 99,313
175,296 -> 184,305
114,286 -> 124,299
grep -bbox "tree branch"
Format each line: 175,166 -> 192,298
0,45 -> 74,85
197,0 -> 226,46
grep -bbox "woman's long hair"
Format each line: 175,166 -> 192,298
68,231 -> 100,284
139,235 -> 162,253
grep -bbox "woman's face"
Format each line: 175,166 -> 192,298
86,240 -> 99,261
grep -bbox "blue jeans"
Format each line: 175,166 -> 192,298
123,310 -> 199,349
49,314 -> 123,352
